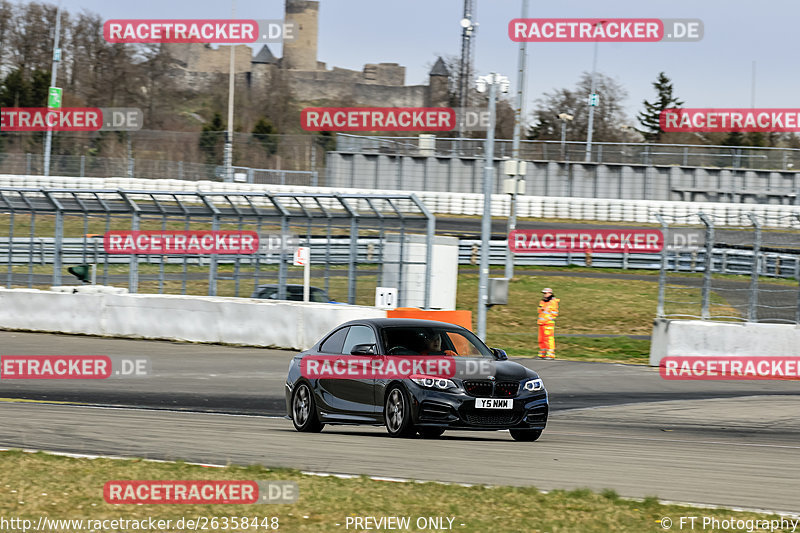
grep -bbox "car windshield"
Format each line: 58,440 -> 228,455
380,326 -> 493,357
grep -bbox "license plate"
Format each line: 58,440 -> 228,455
475,398 -> 512,409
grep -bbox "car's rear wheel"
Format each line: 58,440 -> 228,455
292,383 -> 324,433
509,428 -> 543,442
418,427 -> 446,439
384,386 -> 416,437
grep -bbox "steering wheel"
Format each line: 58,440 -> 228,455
388,346 -> 409,355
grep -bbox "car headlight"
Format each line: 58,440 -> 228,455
523,378 -> 544,392
411,377 -> 457,390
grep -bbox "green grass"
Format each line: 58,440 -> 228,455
8,262 -> 758,364
456,270 -> 748,364
1,450 -> 796,533
494,336 -> 652,365
458,271 -> 660,337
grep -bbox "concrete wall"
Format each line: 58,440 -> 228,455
163,43 -> 253,74
326,152 -> 800,205
649,318 -> 800,366
0,288 -> 385,351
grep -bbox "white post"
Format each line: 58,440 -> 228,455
585,24 -> 601,162
303,258 -> 310,302
506,0 -> 528,281
224,0 -> 236,182
43,2 -> 63,177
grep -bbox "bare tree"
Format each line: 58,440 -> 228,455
528,72 -> 630,143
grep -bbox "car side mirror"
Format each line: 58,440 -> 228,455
351,344 -> 377,355
491,348 -> 508,361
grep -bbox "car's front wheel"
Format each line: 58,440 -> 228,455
384,386 -> 416,437
292,382 -> 324,433
509,428 -> 543,442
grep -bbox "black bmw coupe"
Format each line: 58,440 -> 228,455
285,318 -> 548,441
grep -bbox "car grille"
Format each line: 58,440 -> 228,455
495,382 -> 519,398
463,380 -> 519,398
463,411 -> 522,426
463,380 -> 493,397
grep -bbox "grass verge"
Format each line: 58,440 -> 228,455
0,450 -> 795,533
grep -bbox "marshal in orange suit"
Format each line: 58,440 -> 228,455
537,288 -> 560,359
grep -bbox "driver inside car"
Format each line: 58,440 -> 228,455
420,332 -> 457,357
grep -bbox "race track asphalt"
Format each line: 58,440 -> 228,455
1,330 -> 799,512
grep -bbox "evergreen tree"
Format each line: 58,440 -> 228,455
637,72 -> 684,142
252,117 -> 278,155
198,113 -> 226,166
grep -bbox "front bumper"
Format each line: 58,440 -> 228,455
408,384 -> 548,430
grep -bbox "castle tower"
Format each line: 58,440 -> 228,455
428,57 -> 450,107
283,0 -> 319,71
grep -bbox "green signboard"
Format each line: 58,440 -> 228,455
48,87 -> 62,109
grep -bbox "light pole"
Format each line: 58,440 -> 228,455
43,1 -> 63,177
505,0 -> 529,281
457,1 -> 477,143
558,113 -> 573,160
584,21 -> 603,163
223,0 -> 236,182
476,73 -> 509,341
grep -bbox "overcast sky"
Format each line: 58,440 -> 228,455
50,0 -> 788,123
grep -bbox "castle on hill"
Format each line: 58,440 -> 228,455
163,0 -> 451,107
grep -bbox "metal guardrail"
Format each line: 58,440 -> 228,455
0,187 -> 436,307
4,237 -> 799,279
653,212 -> 800,324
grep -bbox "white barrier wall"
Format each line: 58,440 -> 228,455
2,174 -> 798,228
0,288 -> 386,351
649,318 -> 800,366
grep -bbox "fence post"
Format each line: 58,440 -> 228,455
746,213 -> 761,322
178,161 -> 184,181
654,213 -> 668,317
796,215 -> 800,325
411,194 -> 435,310
208,213 -> 220,296
80,155 -> 85,177
128,210 -> 139,293
127,135 -> 134,178
698,213 -> 715,319
53,209 -> 63,286
197,193 -> 221,296
26,153 -> 31,175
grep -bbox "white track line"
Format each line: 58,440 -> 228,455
2,447 -> 797,518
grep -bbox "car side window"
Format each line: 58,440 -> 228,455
311,289 -> 328,303
342,325 -> 377,355
319,327 -> 349,354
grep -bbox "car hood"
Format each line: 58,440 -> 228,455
452,358 -> 539,382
